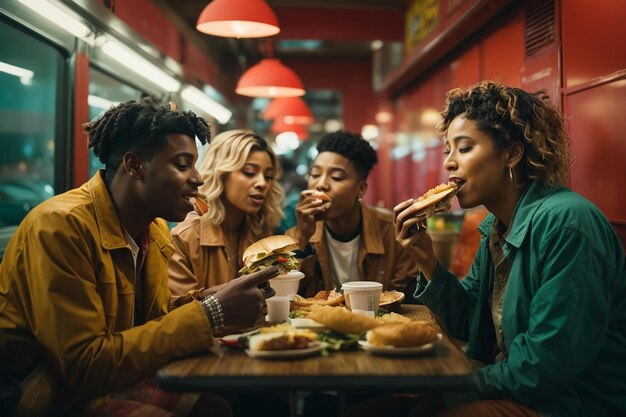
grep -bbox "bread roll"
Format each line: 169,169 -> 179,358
366,321 -> 439,347
307,305 -> 380,335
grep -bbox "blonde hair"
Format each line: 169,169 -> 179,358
197,130 -> 284,236
437,80 -> 572,187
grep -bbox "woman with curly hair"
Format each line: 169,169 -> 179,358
388,81 -> 626,417
168,130 -> 285,301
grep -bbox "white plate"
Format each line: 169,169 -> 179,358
245,343 -> 324,359
219,329 -> 260,348
289,318 -> 328,331
358,333 -> 442,356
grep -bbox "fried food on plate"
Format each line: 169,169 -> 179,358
248,329 -> 318,351
379,291 -> 405,310
291,290 -> 344,311
376,312 -> 412,324
307,305 -> 380,335
366,321 -> 439,347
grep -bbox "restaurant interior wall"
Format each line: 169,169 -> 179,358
560,0 -> 626,245
378,0 -> 626,248
379,10 -> 526,209
284,58 -> 382,204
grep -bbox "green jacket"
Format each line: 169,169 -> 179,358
416,182 -> 626,417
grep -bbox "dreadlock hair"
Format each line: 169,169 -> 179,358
83,97 -> 211,183
437,80 -> 572,187
316,130 -> 378,180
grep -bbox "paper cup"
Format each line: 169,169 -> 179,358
269,270 -> 304,297
266,296 -> 290,323
342,281 -> 383,312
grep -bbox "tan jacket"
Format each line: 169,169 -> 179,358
168,211 -> 262,303
287,203 -> 420,297
0,172 -> 213,412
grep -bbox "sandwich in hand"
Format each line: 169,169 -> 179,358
302,189 -> 332,208
411,182 -> 459,219
366,321 -> 439,347
240,235 -> 299,275
302,190 -> 332,218
191,192 -> 209,215
248,329 -> 318,351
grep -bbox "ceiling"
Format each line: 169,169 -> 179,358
155,0 -> 406,66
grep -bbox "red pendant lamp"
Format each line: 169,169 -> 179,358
196,0 -> 280,38
272,119 -> 310,140
263,97 -> 313,124
236,58 -> 305,98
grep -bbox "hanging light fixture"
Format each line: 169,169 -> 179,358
236,58 -> 305,98
196,0 -> 280,38
263,97 -> 313,124
271,119 -> 309,140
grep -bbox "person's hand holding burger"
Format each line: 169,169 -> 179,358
294,189 -> 332,249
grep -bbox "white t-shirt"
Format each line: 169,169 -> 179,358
324,228 -> 360,290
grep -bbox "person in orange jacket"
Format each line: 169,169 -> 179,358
287,130 -> 419,297
168,130 -> 285,303
0,98 -> 278,416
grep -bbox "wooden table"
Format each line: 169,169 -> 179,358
156,305 -> 476,393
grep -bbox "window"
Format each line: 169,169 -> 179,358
0,20 -> 64,242
88,67 -> 146,177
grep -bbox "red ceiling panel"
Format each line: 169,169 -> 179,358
274,7 -> 403,41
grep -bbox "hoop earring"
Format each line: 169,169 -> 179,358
509,167 -> 514,182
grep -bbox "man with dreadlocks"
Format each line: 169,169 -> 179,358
0,98 -> 278,416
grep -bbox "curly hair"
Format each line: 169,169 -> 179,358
83,97 -> 211,183
197,130 -> 284,237
316,130 -> 378,180
437,80 -> 572,187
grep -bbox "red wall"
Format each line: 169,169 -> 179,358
285,58 -> 378,134
561,0 -> 626,244
381,0 -> 626,248
377,12 -> 525,208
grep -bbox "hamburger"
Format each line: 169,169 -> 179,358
302,190 -> 333,219
411,182 -> 459,219
239,235 -> 299,275
302,189 -> 332,208
365,321 -> 439,347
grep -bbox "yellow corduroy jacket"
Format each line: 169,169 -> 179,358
287,203 -> 420,297
0,172 -> 213,413
168,211 -> 264,304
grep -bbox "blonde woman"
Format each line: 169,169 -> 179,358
168,130 -> 285,303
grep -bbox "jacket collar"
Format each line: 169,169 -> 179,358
478,181 -> 563,248
310,203 -> 385,254
89,170 -> 173,253
199,212 -> 256,248
89,171 -> 128,250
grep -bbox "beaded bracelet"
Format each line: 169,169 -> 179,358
201,295 -> 224,332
